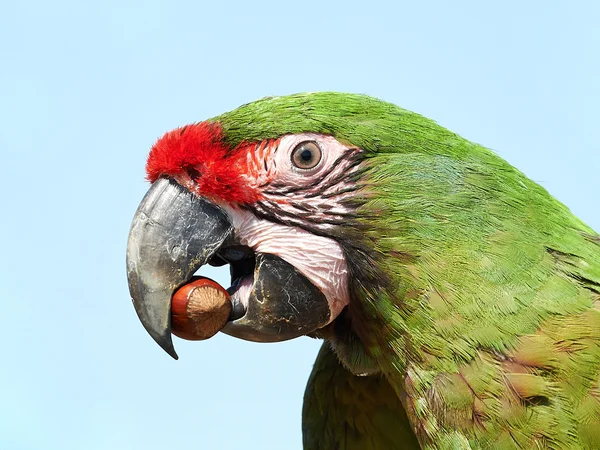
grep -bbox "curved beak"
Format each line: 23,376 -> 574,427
126,178 -> 233,359
127,177 -> 332,358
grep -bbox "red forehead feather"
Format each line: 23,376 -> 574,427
146,122 -> 227,182
146,122 -> 260,204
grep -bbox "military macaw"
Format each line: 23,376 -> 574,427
127,92 -> 600,449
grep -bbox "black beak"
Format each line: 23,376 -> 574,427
221,253 -> 330,342
126,178 -> 233,359
127,177 -> 331,358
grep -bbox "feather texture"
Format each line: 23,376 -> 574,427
208,93 -> 600,448
303,342 -> 420,449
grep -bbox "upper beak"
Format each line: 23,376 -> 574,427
126,178 -> 233,359
127,177 -> 332,359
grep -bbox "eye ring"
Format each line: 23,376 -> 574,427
291,141 -> 322,170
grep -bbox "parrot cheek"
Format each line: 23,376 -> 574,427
214,206 -> 351,342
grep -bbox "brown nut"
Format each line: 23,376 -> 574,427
171,277 -> 232,340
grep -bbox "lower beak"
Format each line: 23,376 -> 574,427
126,178 -> 233,359
221,253 -> 330,342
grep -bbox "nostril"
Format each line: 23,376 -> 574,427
186,166 -> 202,180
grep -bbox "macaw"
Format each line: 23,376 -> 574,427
126,92 -> 600,449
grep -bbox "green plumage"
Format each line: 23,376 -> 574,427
213,93 -> 600,448
303,342 -> 420,449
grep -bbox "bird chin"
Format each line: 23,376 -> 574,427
310,310 -> 382,377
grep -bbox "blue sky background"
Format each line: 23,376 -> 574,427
1,1 -> 598,449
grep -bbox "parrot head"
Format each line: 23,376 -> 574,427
127,93 -> 394,362
127,92 -> 600,448
126,92 -> 501,373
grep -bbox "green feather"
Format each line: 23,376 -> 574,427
212,93 -> 600,448
303,342 -> 420,450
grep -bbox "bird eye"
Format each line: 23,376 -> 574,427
291,141 -> 322,170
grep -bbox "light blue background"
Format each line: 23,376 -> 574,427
1,1 -> 598,449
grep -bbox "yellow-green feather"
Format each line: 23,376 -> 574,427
303,342 -> 420,450
213,92 -> 600,448
356,116 -> 600,447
